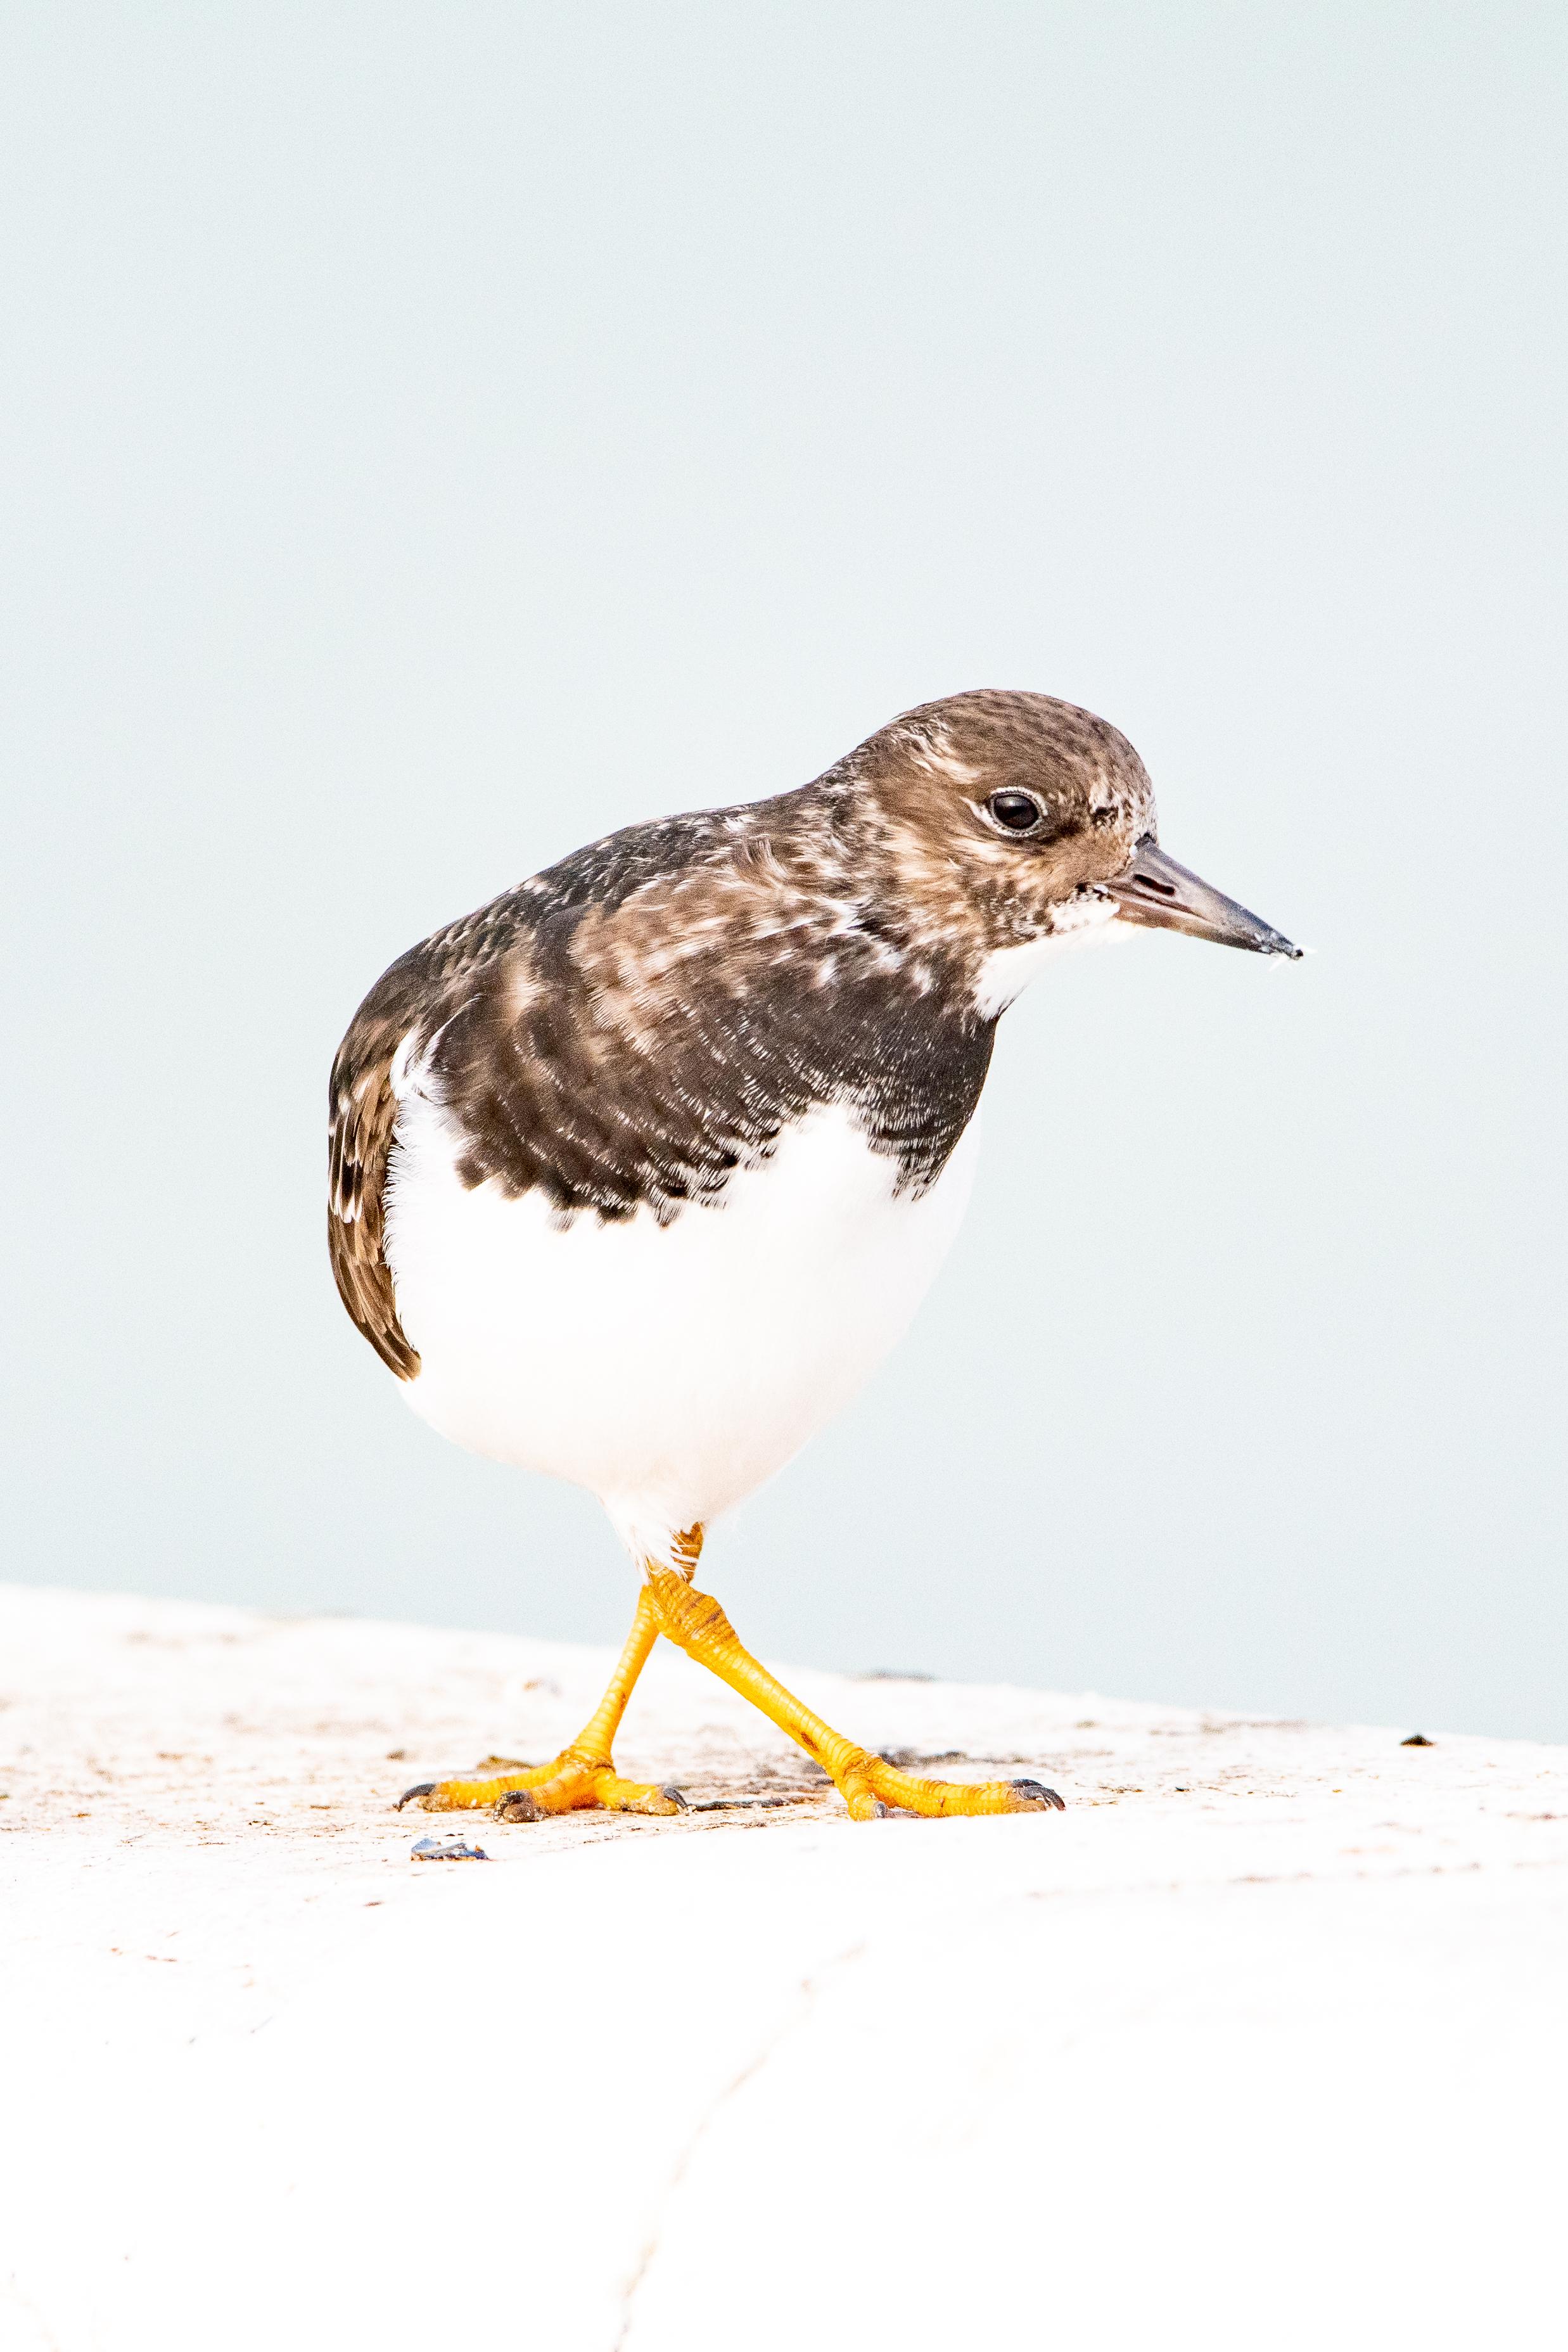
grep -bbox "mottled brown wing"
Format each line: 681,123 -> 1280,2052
328,1016 -> 419,1380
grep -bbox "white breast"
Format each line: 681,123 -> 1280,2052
382,1090 -> 979,1566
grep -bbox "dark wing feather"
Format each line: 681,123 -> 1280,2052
328,1008 -> 419,1380
326,793 -> 995,1376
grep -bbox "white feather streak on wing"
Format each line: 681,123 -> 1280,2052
382,1097 -> 979,1566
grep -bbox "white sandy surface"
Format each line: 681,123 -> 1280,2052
1,1582 -> 1564,2351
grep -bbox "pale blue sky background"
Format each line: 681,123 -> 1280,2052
4,3 -> 1565,1737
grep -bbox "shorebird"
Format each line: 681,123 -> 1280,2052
329,690 -> 1298,1821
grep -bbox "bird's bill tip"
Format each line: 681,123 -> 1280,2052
1105,838 -> 1301,959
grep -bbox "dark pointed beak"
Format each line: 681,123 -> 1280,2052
1105,837 -> 1301,959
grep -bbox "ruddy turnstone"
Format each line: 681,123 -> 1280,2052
329,690 -> 1298,1822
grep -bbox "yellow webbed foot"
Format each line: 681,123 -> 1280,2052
835,1753 -> 1064,1820
398,1586 -> 685,1821
398,1748 -> 686,1820
642,1568 -> 1067,1824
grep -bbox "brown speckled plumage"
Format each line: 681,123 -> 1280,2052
328,691 -> 1156,1377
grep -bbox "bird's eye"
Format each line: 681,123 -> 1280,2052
985,789 -> 1048,836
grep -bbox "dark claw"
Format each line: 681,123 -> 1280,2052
397,1782 -> 437,1811
1011,1779 -> 1066,1811
493,1789 -> 547,1823
660,1786 -> 690,1811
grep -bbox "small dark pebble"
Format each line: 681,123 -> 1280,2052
411,1836 -> 489,1862
1401,1734 -> 1434,1748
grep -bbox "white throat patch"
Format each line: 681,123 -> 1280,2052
971,895 -> 1124,1018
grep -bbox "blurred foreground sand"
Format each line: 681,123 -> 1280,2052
3,1583 -> 1564,2351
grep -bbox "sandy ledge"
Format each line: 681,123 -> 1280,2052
1,1582 -> 1564,2351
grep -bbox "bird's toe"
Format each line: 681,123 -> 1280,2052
493,1788 -> 547,1823
1009,1778 -> 1066,1810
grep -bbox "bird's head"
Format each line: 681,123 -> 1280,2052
836,689 -> 1299,1014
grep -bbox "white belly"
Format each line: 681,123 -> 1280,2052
382,1091 -> 979,1565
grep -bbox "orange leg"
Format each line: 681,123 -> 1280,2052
642,1550 -> 1063,1821
398,1587 -> 684,1818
